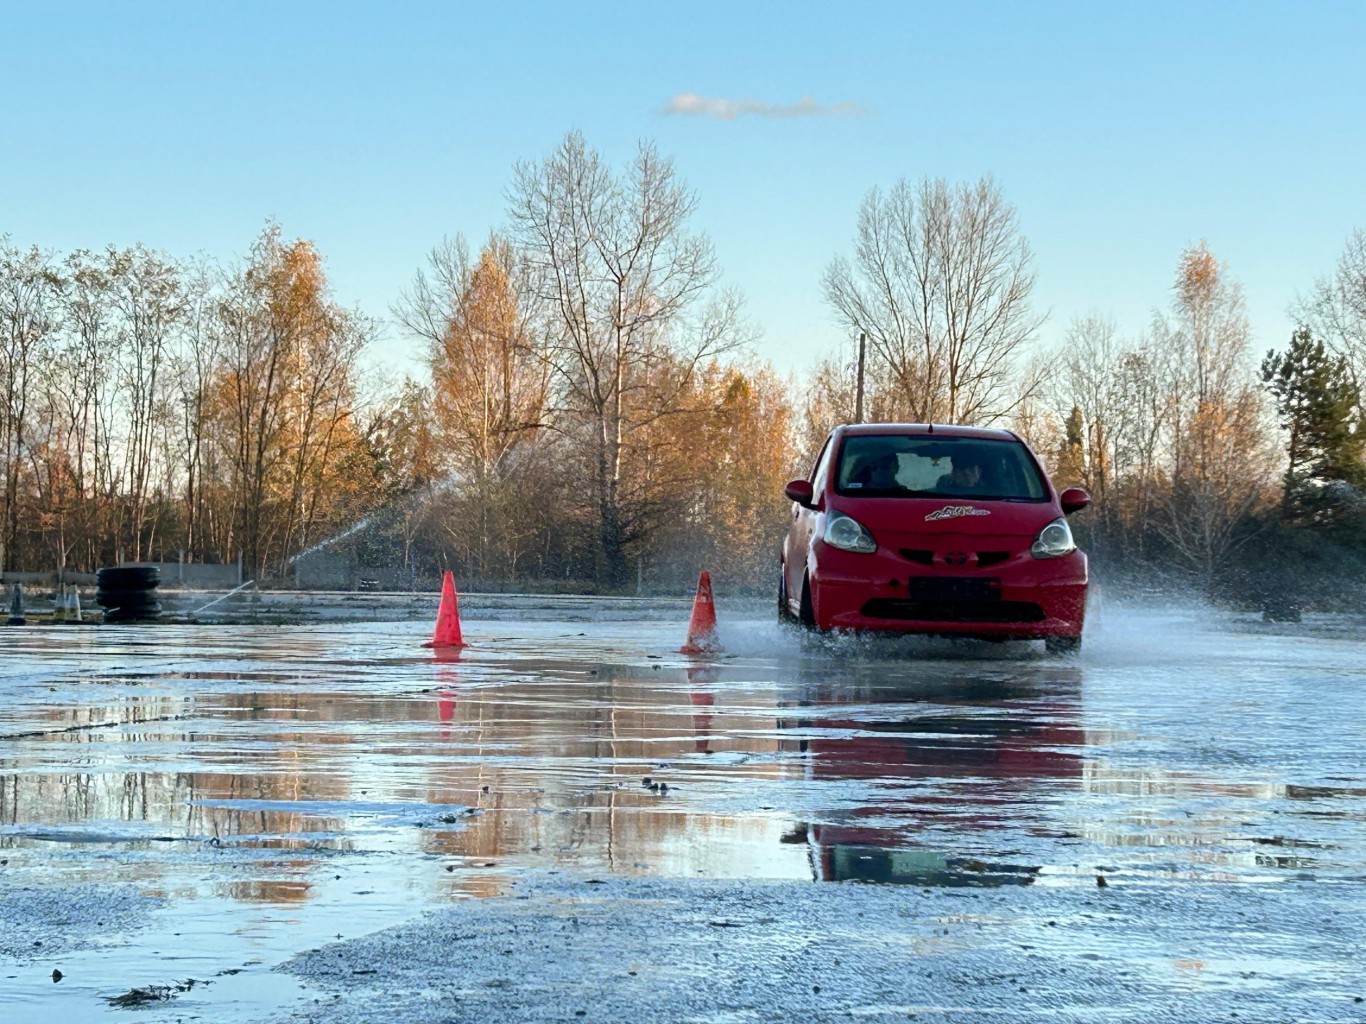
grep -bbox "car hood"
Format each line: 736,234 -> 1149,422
829,495 -> 1059,538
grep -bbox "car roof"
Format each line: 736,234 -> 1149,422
834,422 -> 1019,442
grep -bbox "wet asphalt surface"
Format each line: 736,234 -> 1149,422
1,599 -> 1364,1022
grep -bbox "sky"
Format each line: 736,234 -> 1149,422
3,1 -> 1364,385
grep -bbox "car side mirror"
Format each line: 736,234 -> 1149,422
784,479 -> 815,507
1060,487 -> 1091,515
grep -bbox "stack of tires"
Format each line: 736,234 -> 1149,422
96,566 -> 161,623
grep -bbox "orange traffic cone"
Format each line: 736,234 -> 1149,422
423,570 -> 466,649
680,570 -> 720,654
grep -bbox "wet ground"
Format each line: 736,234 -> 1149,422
1,599 -> 1364,1022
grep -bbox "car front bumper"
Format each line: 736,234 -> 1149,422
810,540 -> 1087,639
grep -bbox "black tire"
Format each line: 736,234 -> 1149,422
1045,635 -> 1082,656
95,589 -> 160,610
97,566 -> 161,591
778,567 -> 796,622
103,603 -> 162,623
799,575 -> 818,631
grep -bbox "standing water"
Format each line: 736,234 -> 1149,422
1,601 -> 1364,1022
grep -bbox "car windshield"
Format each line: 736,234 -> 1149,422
835,435 -> 1048,501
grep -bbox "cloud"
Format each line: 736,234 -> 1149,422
662,93 -> 865,121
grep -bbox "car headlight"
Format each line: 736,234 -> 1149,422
1030,517 -> 1076,559
823,510 -> 877,553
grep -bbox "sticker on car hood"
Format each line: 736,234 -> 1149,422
925,505 -> 991,521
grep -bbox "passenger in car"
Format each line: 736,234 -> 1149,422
850,452 -> 901,490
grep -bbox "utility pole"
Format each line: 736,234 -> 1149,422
854,330 -> 867,423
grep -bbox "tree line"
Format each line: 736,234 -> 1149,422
1,226 -> 373,584
3,131 -> 1363,605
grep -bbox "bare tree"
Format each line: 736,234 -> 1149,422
1044,245 -> 1273,579
823,177 -> 1044,425
1160,242 -> 1252,411
1053,315 -> 1148,520
0,240 -> 64,572
1111,347 -> 1169,555
1153,243 -> 1273,582
107,244 -> 184,560
797,356 -> 856,467
168,257 -> 223,562
508,131 -> 747,587
62,249 -> 120,566
1159,391 -> 1271,580
1298,228 -> 1366,390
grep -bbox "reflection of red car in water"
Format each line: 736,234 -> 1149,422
781,677 -> 1085,885
780,424 -> 1090,653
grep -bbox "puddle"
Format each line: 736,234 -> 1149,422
2,605 -> 1365,1020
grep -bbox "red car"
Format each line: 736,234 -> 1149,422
780,423 -> 1090,653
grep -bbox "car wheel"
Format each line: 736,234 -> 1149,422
777,568 -> 795,623
799,575 -> 818,630
1045,635 -> 1082,656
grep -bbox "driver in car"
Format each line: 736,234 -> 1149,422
936,455 -> 986,493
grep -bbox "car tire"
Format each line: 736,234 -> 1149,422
97,566 -> 161,590
103,603 -> 162,623
1045,635 -> 1082,656
799,575 -> 818,631
778,568 -> 796,623
94,589 -> 161,610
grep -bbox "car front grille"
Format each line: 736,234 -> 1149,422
899,549 -> 1012,568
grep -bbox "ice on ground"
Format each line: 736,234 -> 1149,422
0,884 -> 164,961
270,874 -> 1366,1024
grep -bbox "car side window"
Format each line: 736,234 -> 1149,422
811,436 -> 835,496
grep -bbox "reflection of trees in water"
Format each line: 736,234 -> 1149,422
1,769 -> 189,832
2,667 -> 807,894
221,874 -> 313,904
417,667 -> 795,874
2,693 -> 192,832
0,690 -> 358,869
1078,760 -> 1288,865
0,763 -> 352,843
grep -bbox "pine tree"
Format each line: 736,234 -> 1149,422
1055,406 -> 1086,487
1260,328 -> 1365,528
